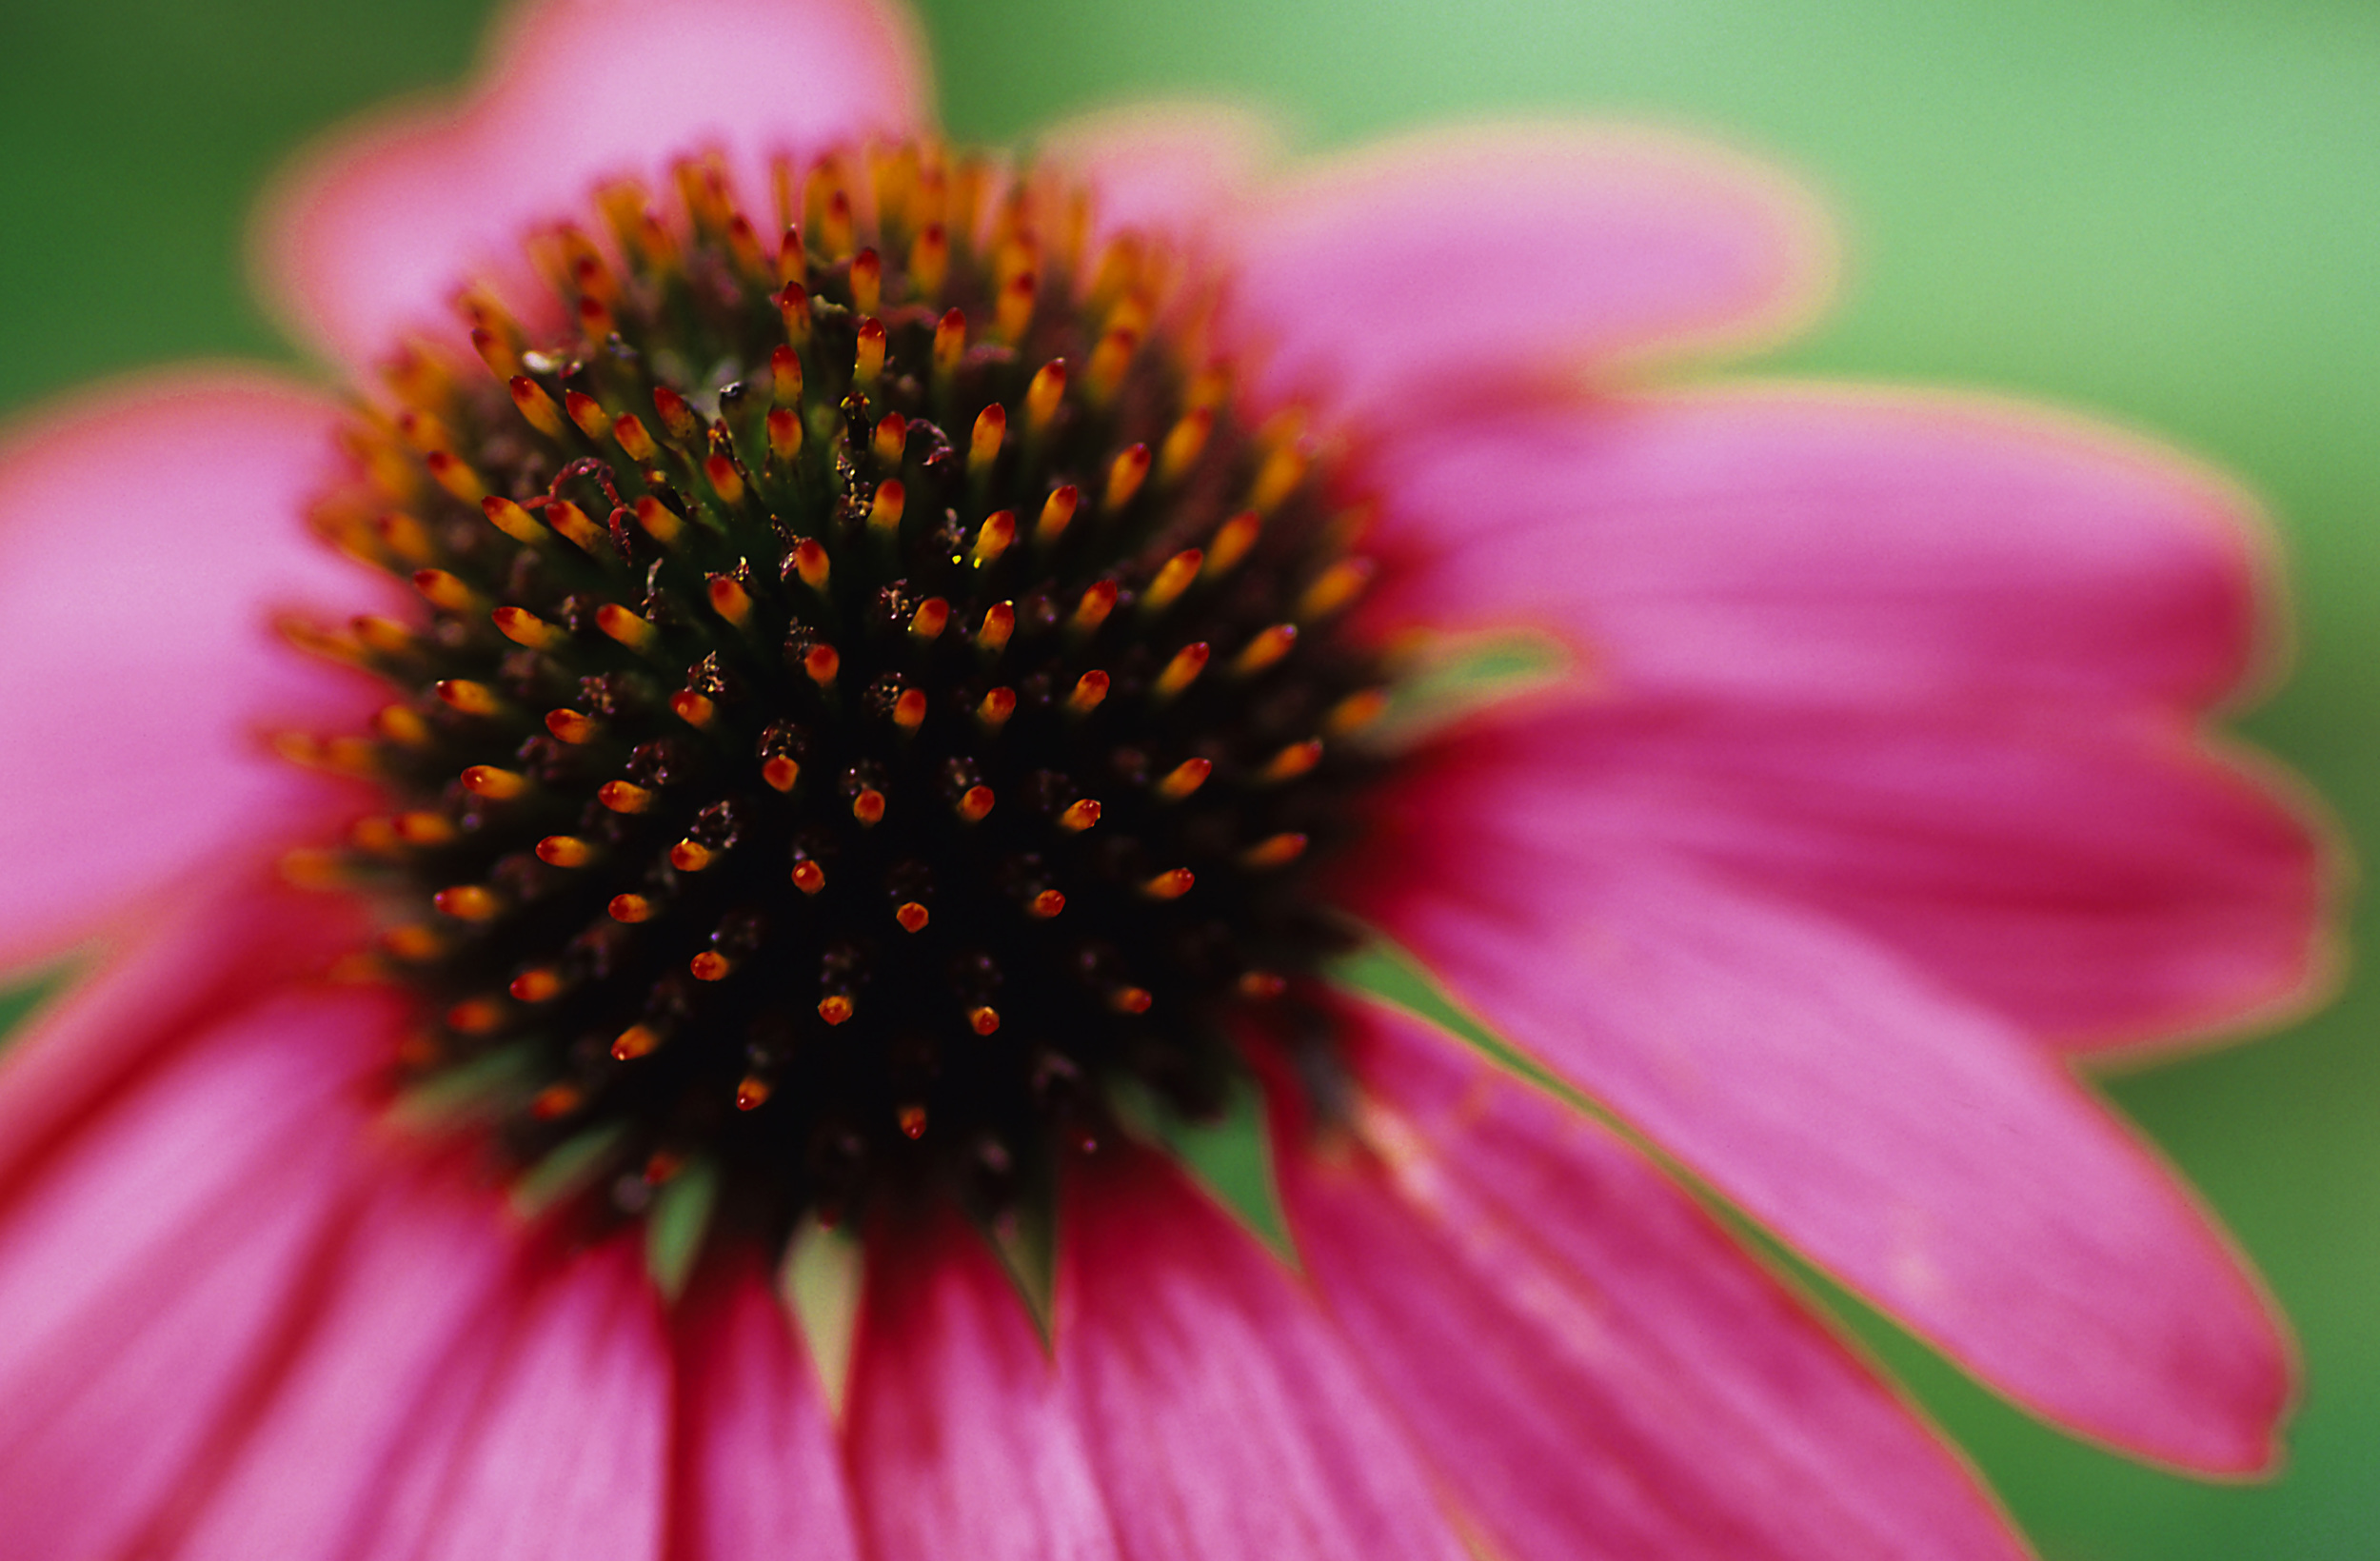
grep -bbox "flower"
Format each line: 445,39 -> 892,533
0,0 -> 2334,1556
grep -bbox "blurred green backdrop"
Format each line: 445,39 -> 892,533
1,1 -> 2374,1555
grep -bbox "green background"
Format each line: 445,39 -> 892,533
2,1 -> 2374,1554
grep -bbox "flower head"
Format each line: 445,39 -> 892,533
0,1 -> 2332,1557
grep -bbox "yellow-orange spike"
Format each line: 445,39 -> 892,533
848,247 -> 883,314
671,839 -> 718,872
596,603 -> 657,651
995,269 -> 1037,341
933,307 -> 966,376
897,1103 -> 928,1139
1024,360 -> 1067,431
530,1082 -> 585,1120
769,343 -> 803,406
349,817 -> 404,855
852,788 -> 886,826
373,703 -> 432,747
510,967 -> 565,1003
1029,888 -> 1066,919
537,835 -> 594,867
871,411 -> 908,467
1324,687 -> 1391,737
895,901 -> 930,934
652,385 -> 700,445
508,376 -> 567,437
278,847 -> 346,892
1241,832 -> 1310,869
1157,757 -> 1213,800
354,615 -> 415,657
969,403 -> 1005,477
278,616 -> 365,665
705,452 -> 747,505
435,679 -> 504,718
977,602 -> 1015,656
1143,549 -> 1202,613
766,406 -> 803,463
1207,510 -> 1262,576
867,479 -> 905,532
970,511 -> 1015,567
690,951 -> 734,982
763,755 -> 802,793
820,186 -> 856,257
706,575 -> 753,626
633,496 -> 684,546
910,222 -> 949,298
1058,799 -> 1102,833
577,293 -> 617,340
613,413 -> 660,464
1299,558 -> 1376,621
462,764 -> 528,800
383,923 -> 446,962
393,810 -> 456,845
910,597 -> 950,640
1109,986 -> 1155,1015
671,691 -> 717,729
792,537 -> 831,590
565,390 -> 613,442
395,407 -> 452,455
1233,623 -> 1299,677
1067,671 -> 1110,716
446,998 -> 507,1036
892,687 -> 929,730
482,495 -> 545,545
776,218 -> 804,282
967,1005 -> 1002,1036
1259,739 -> 1324,783
372,511 -> 435,565
599,780 -> 655,814
1250,441 -> 1309,513
545,707 -> 599,744
957,784 -> 996,823
1153,642 -> 1211,699
736,1075 -> 773,1112
1239,971 -> 1289,1000
612,1024 -> 662,1060
1141,868 -> 1195,901
1102,443 -> 1150,511
977,686 -> 1017,731
412,569 -> 478,614
1071,580 -> 1118,636
1085,326 -> 1138,400
471,326 -> 521,380
546,499 -> 607,554
804,643 -> 841,685
609,893 -> 656,923
853,318 -> 886,384
777,281 -> 812,345
791,859 -> 827,895
1158,406 -> 1214,482
818,995 -> 855,1026
435,884 -> 502,921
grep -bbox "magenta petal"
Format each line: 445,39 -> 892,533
0,990 -> 389,1559
1358,836 -> 2291,1472
260,0 -> 930,366
1282,1000 -> 2027,1561
670,1257 -> 863,1561
846,1215 -> 1121,1561
1219,124 -> 1831,427
0,371 -> 389,972
1416,699 -> 2328,1051
1361,388 -> 2269,711
1060,1150 -> 1471,1561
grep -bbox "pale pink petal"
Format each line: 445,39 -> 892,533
1351,829 -> 2291,1472
1280,999 -> 2027,1561
1360,386 -> 2270,711
379,1240 -> 671,1561
670,1256 -> 863,1561
0,371 -> 390,971
847,1213 -> 1120,1561
1415,698 -> 2327,1051
1060,1149 -> 1471,1561
1219,124 -> 1833,428
1037,101 -> 1278,249
0,988 -> 395,1558
261,0 -> 930,366
165,1172 -> 525,1560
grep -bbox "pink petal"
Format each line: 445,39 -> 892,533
1360,387 -> 2270,711
165,1171 -> 526,1560
1218,124 -> 1833,429
0,988 -> 393,1559
0,371 -> 390,972
846,1213 -> 1120,1561
390,1240 -> 671,1561
1059,1149 -> 1471,1561
260,0 -> 930,366
670,1256 -> 863,1561
1280,999 -> 2027,1561
1352,829 -> 2291,1472
1037,101 -> 1278,249
1411,699 -> 2328,1051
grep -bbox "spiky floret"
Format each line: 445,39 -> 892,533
284,143 -> 1387,1248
